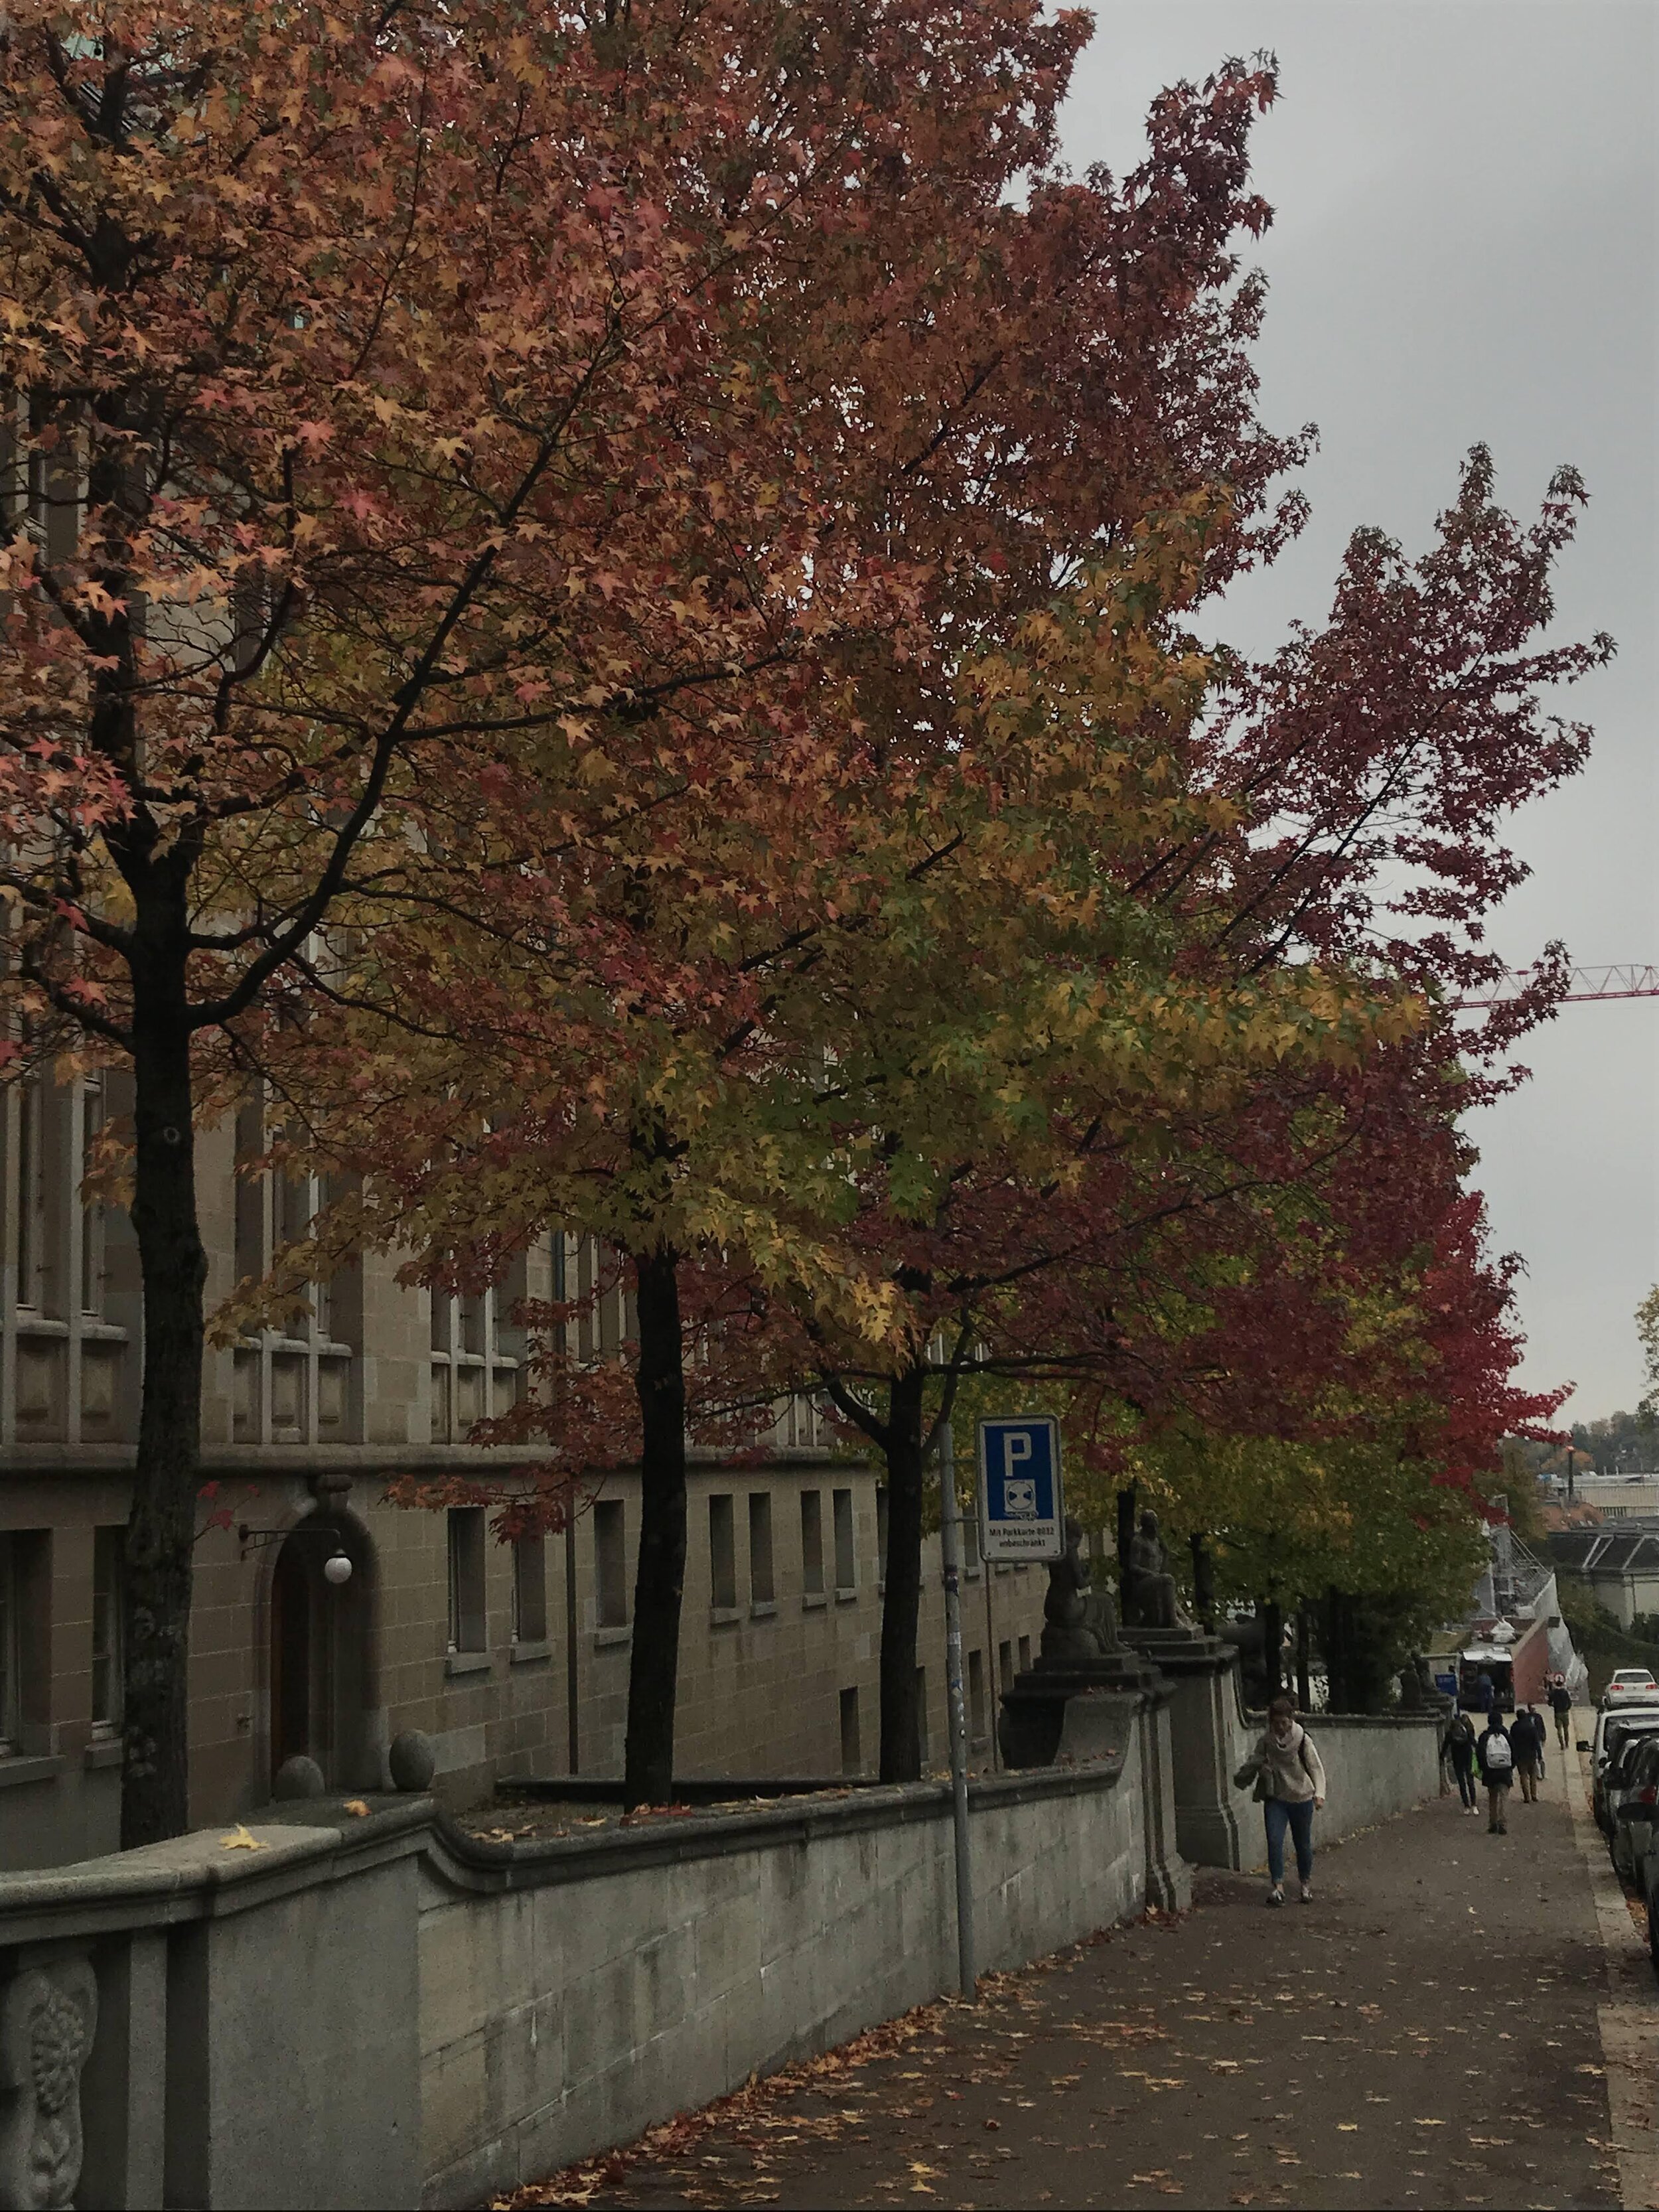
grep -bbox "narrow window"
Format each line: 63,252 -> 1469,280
446,1507 -> 486,1653
999,1639 -> 1014,1693
748,1493 -> 774,1607
968,1648 -> 986,1745
800,1491 -> 824,1596
594,1499 -> 628,1628
0,1532 -> 46,1753
832,1488 -> 855,1593
0,1538 -> 18,1751
709,1494 -> 737,1611
1017,1633 -> 1032,1676
14,1081 -> 38,1308
92,1526 -> 124,1732
234,1096 -> 265,1293
839,1687 -> 861,1777
962,1498 -> 981,1575
876,1486 -> 889,1583
511,1534 -> 547,1645
78,1078 -> 103,1315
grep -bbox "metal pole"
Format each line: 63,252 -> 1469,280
937,1418 -> 976,1999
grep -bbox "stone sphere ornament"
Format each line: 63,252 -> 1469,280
272,1755 -> 326,1800
388,1730 -> 437,1792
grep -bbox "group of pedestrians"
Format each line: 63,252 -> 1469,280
1443,1674 -> 1573,1833
1233,1673 -> 1574,1906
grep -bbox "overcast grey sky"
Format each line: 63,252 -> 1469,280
1056,1 -> 1656,1424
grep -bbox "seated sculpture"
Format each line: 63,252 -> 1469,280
1123,1508 -> 1192,1631
1039,1516 -> 1119,1666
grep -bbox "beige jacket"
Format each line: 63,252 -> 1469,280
1238,1722 -> 1327,1805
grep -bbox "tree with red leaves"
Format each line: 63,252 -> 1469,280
1,0 -> 1131,1840
257,48 -> 1350,1805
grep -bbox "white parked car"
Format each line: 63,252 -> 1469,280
1605,1668 -> 1659,1707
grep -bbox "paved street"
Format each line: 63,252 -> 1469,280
505,1733 -> 1657,2211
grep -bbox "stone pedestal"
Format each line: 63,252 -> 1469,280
997,1653 -> 1190,1914
997,1651 -> 1161,1770
1120,1627 -> 1256,1871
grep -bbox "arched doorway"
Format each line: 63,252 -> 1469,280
267,1512 -> 376,1789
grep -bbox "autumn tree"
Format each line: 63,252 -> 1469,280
251,50 -> 1333,1803
1,0 -> 1075,1840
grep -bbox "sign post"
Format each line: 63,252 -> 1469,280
977,1415 -> 1064,1562
936,1418 -> 975,2000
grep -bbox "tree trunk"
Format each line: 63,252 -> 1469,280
1116,1485 -> 1138,1614
624,1243 -> 687,1808
121,925 -> 208,1847
1260,1598 -> 1283,1703
878,1366 -> 928,1783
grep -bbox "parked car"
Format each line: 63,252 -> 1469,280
1605,1668 -> 1659,1708
1611,1736 -> 1659,1886
1594,1709 -> 1659,1833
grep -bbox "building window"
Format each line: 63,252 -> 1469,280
511,1534 -> 547,1645
999,1639 -> 1014,1693
77,1078 -> 104,1316
800,1491 -> 824,1596
709,1494 -> 737,1613
748,1493 -> 774,1607
1017,1633 -> 1032,1676
832,1488 -> 855,1593
962,1499 -> 981,1576
594,1499 -> 628,1629
446,1508 -> 486,1653
968,1647 -> 986,1747
876,1486 -> 889,1583
13,1078 -> 44,1312
839,1686 -> 861,1776
0,1532 -> 46,1754
92,1526 -> 123,1733
0,1539 -> 17,1753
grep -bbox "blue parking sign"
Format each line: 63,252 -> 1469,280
977,1416 -> 1064,1560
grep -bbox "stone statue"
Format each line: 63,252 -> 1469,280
1039,1516 -> 1117,1666
0,1957 -> 98,2209
1124,1509 -> 1190,1631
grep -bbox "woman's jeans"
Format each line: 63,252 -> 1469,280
1451,1747 -> 1477,1806
1263,1795 -> 1315,1885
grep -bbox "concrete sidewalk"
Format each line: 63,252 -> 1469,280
502,1740 -> 1644,2212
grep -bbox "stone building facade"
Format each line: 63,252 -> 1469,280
0,1064 -> 1046,1868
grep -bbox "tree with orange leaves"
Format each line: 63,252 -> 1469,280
0,0 -> 1116,1840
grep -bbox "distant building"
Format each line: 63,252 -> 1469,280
1548,1525 -> 1659,1629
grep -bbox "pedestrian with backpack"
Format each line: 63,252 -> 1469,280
1235,1694 -> 1327,1905
1446,1708 -> 1479,1813
1478,1714 -> 1515,1832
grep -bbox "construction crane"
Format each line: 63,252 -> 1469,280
1458,963 -> 1659,1011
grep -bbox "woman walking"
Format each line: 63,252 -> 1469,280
1237,1694 -> 1327,1906
1477,1713 -> 1515,1832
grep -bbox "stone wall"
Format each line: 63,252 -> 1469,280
418,1718 -> 1166,2207
0,1704 -> 1175,2212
